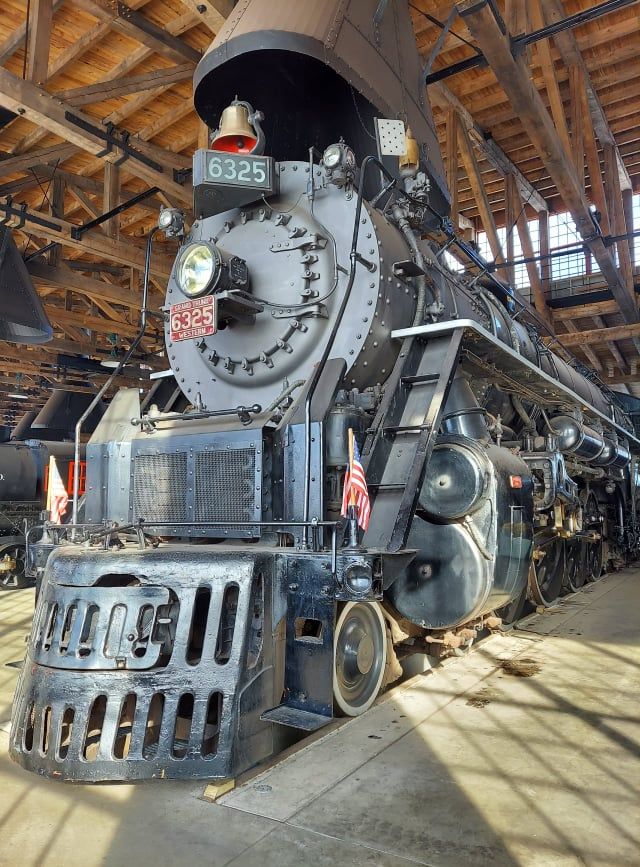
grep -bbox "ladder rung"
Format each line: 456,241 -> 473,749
401,373 -> 439,386
383,424 -> 433,435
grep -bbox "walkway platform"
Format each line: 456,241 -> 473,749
0,568 -> 638,866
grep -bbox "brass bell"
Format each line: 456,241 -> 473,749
210,100 -> 258,153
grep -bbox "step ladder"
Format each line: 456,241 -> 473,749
362,330 -> 463,553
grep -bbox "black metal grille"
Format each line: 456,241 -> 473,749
194,448 -> 256,522
133,453 -> 188,523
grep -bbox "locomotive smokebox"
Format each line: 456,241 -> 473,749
193,0 -> 449,215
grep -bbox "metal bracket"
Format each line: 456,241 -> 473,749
422,5 -> 458,81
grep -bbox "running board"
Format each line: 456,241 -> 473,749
260,705 -> 333,732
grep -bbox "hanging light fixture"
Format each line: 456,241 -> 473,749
7,373 -> 29,400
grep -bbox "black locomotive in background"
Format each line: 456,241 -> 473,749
0,391 -> 101,589
9,0 -> 640,783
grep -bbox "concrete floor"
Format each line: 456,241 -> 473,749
0,570 -> 638,867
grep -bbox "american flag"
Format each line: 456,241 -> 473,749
341,434 -> 371,531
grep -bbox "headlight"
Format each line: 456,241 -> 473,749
176,242 -> 219,297
322,144 -> 343,170
344,563 -> 373,596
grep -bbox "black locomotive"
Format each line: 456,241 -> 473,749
0,392 -> 100,590
10,0 -> 640,782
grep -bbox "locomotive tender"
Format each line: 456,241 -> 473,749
10,0 -> 640,781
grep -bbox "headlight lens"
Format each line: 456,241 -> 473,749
177,243 -> 217,297
323,144 -> 342,169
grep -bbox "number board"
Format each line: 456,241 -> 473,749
204,152 -> 272,189
169,295 -> 216,343
193,150 -> 277,218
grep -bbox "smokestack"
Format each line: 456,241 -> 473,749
193,0 -> 450,215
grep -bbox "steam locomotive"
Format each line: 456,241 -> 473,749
0,392 -> 99,590
10,0 -> 640,782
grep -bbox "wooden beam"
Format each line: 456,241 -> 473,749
622,188 -> 635,270
457,0 -> 638,324
179,0 -> 233,34
70,0 -> 201,65
529,0 -> 573,161
539,210 -> 551,297
12,10 -> 199,156
569,65 -> 584,189
505,173 -> 516,286
27,261 -> 145,308
592,315 -> 628,373
26,0 -> 55,84
509,179 -> 551,325
456,117 -> 506,273
0,68 -> 191,205
48,173 -> 64,266
552,300 -> 620,322
581,75 -> 610,235
0,143 -> 78,178
57,64 -> 195,107
430,81 -> 547,212
540,0 -> 632,191
561,320 -> 602,371
555,322 -> 640,348
604,143 -> 634,293
66,185 -> 105,228
45,305 -> 146,339
0,0 -> 64,65
103,162 -> 120,239
445,106 -> 458,229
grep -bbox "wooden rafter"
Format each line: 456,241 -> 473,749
457,0 -> 638,325
0,68 -> 191,205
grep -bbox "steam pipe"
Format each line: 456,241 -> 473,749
302,155 -> 395,546
71,227 -> 157,527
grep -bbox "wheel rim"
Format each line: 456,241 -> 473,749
0,547 -> 27,591
583,493 -> 603,583
530,534 -> 565,606
333,602 -> 387,716
564,538 -> 587,593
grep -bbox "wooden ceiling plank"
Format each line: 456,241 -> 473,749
70,0 -> 201,65
457,0 -> 638,325
0,68 -> 191,205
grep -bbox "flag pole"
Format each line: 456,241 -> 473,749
348,427 -> 356,507
345,427 -> 360,550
